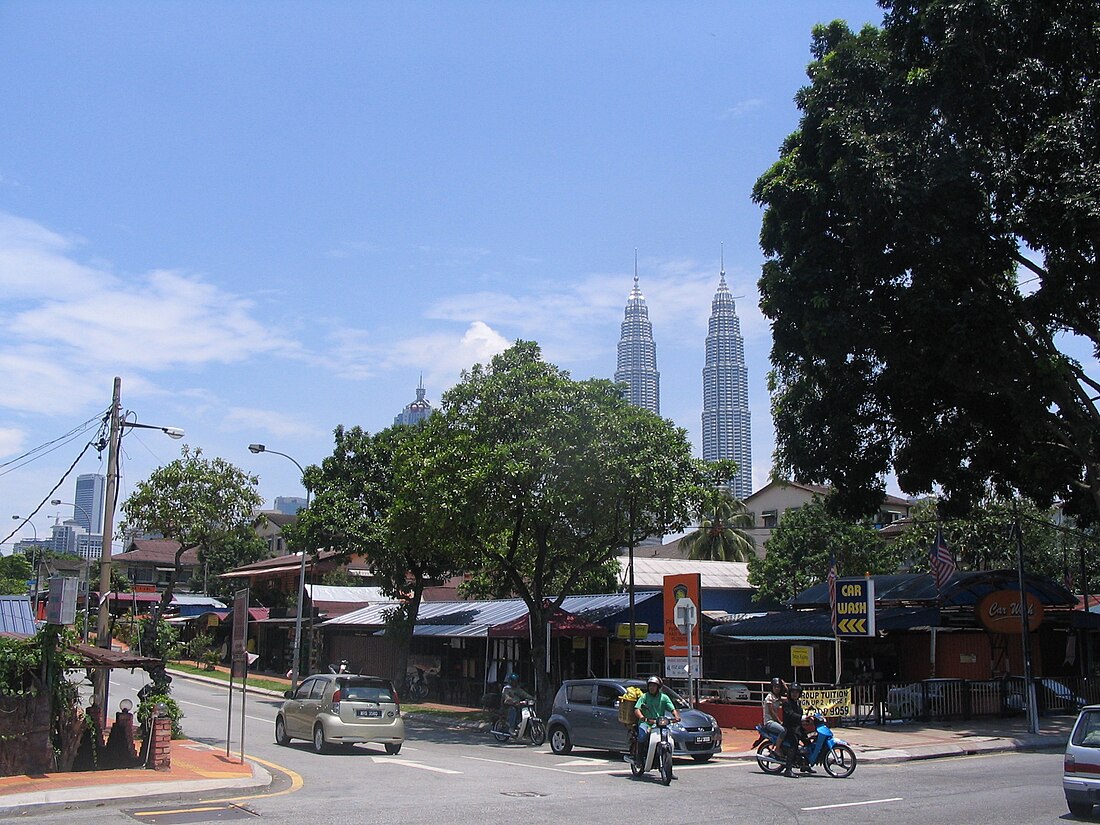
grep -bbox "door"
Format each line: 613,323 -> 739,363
286,677 -> 324,738
593,683 -> 629,751
561,682 -> 597,747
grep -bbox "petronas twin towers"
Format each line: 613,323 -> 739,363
614,256 -> 752,500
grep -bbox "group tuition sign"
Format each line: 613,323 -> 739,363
834,577 -> 876,637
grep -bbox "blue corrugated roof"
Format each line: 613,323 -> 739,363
323,592 -> 660,638
0,595 -> 37,636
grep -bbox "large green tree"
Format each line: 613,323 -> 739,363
748,500 -> 905,605
418,342 -> 700,701
753,2 -> 1100,523
0,553 -> 33,595
285,423 -> 466,684
680,461 -> 756,562
119,446 -> 263,608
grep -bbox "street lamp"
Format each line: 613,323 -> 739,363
93,376 -> 184,720
11,516 -> 42,615
51,499 -> 94,642
248,443 -> 312,692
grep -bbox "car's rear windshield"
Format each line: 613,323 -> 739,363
1073,710 -> 1100,747
338,679 -> 395,703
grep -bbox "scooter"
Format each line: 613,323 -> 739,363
627,716 -> 675,785
490,700 -> 546,746
752,712 -> 857,778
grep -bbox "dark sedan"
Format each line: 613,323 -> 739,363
546,678 -> 722,761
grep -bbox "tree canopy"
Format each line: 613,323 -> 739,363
119,446 -> 263,607
0,553 -> 32,595
416,341 -> 701,700
680,461 -> 756,562
747,500 -> 904,605
753,1 -> 1100,522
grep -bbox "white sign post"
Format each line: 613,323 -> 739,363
674,597 -> 697,707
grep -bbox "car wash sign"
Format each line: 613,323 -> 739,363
834,578 -> 876,637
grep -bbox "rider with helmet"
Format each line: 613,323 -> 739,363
634,675 -> 681,758
762,676 -> 786,741
781,682 -> 812,777
501,673 -> 534,734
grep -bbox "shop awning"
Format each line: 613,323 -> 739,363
488,608 -> 608,638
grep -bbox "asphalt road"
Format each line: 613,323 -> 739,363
23,670 -> 1074,825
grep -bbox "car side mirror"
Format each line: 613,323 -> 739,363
284,690 -> 294,699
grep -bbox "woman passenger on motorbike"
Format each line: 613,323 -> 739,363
762,677 -> 787,743
781,682 -> 812,777
634,676 -> 680,758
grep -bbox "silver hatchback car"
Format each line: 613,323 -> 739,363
547,678 -> 722,761
1065,704 -> 1100,818
275,673 -> 406,754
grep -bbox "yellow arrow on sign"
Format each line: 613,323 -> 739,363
838,618 -> 867,634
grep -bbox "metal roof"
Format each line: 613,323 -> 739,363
0,595 -> 36,636
617,557 -> 752,590
323,592 -> 660,638
305,585 -> 394,603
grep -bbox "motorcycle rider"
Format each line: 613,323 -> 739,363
781,682 -> 812,777
762,677 -> 786,744
501,673 -> 534,734
634,675 -> 681,761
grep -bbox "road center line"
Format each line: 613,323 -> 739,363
802,797 -> 904,811
371,757 -> 462,774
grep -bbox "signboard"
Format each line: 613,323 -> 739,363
663,574 -> 701,659
664,657 -> 702,678
790,645 -> 814,668
231,588 -> 249,657
802,687 -> 852,717
977,591 -> 1044,634
834,577 -> 876,637
674,597 -> 697,636
615,623 -> 648,640
46,576 -> 79,626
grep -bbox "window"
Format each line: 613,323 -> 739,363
567,684 -> 593,705
595,684 -> 620,708
294,679 -> 317,700
762,510 -> 778,529
1073,711 -> 1100,747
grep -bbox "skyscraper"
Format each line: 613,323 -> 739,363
394,377 -> 435,426
74,473 -> 105,533
702,256 -> 752,499
614,256 -> 660,415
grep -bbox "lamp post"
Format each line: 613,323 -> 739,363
93,377 -> 184,718
11,516 -> 41,615
52,500 -> 94,642
248,443 -> 311,692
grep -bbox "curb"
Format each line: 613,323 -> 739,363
165,667 -> 286,698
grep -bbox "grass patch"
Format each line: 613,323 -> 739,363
167,661 -> 290,694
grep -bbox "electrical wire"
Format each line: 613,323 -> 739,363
1,438 -> 98,547
0,410 -> 109,478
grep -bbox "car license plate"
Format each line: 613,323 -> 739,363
357,709 -> 382,718
695,736 -> 711,744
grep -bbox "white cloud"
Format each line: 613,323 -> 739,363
721,98 -> 764,119
0,427 -> 26,458
222,407 -> 324,440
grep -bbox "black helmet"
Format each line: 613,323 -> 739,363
789,682 -> 803,694
770,677 -> 782,692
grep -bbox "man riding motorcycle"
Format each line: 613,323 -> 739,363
633,675 -> 681,759
501,673 -> 534,734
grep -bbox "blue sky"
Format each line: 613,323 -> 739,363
0,1 -> 889,549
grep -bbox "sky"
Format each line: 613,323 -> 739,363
0,0 -> 890,551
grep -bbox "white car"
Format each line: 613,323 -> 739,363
1064,705 -> 1100,817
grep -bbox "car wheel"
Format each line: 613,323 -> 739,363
549,726 -> 572,754
385,742 -> 402,755
312,724 -> 329,754
275,716 -> 290,746
691,753 -> 713,763
1069,800 -> 1094,818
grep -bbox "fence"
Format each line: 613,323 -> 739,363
693,675 -> 1097,726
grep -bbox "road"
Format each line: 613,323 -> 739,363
16,670 -> 1073,824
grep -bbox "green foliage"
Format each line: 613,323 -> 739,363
748,500 -> 903,604
681,466 -> 756,562
119,445 -> 263,605
753,4 -> 1100,523
186,632 -> 214,661
136,691 -> 185,739
0,552 -> 33,595
414,341 -> 701,697
190,525 -> 268,599
127,616 -> 182,662
321,569 -> 361,587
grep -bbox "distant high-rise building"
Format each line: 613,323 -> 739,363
274,496 -> 308,516
702,254 -> 752,499
74,473 -> 105,533
394,377 -> 435,426
614,256 -> 660,414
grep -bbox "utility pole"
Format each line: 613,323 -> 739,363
93,377 -> 121,721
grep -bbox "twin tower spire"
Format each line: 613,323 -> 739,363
614,250 -> 752,499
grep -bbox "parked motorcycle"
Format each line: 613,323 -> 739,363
627,716 -> 675,785
752,712 -> 857,778
490,700 -> 546,746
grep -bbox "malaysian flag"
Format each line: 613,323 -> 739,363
827,554 -> 838,633
929,529 -> 956,591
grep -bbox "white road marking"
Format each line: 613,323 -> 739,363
465,754 -> 742,776
371,757 -> 462,774
802,797 -> 904,811
175,698 -> 270,724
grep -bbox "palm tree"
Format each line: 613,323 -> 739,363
681,490 -> 756,562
